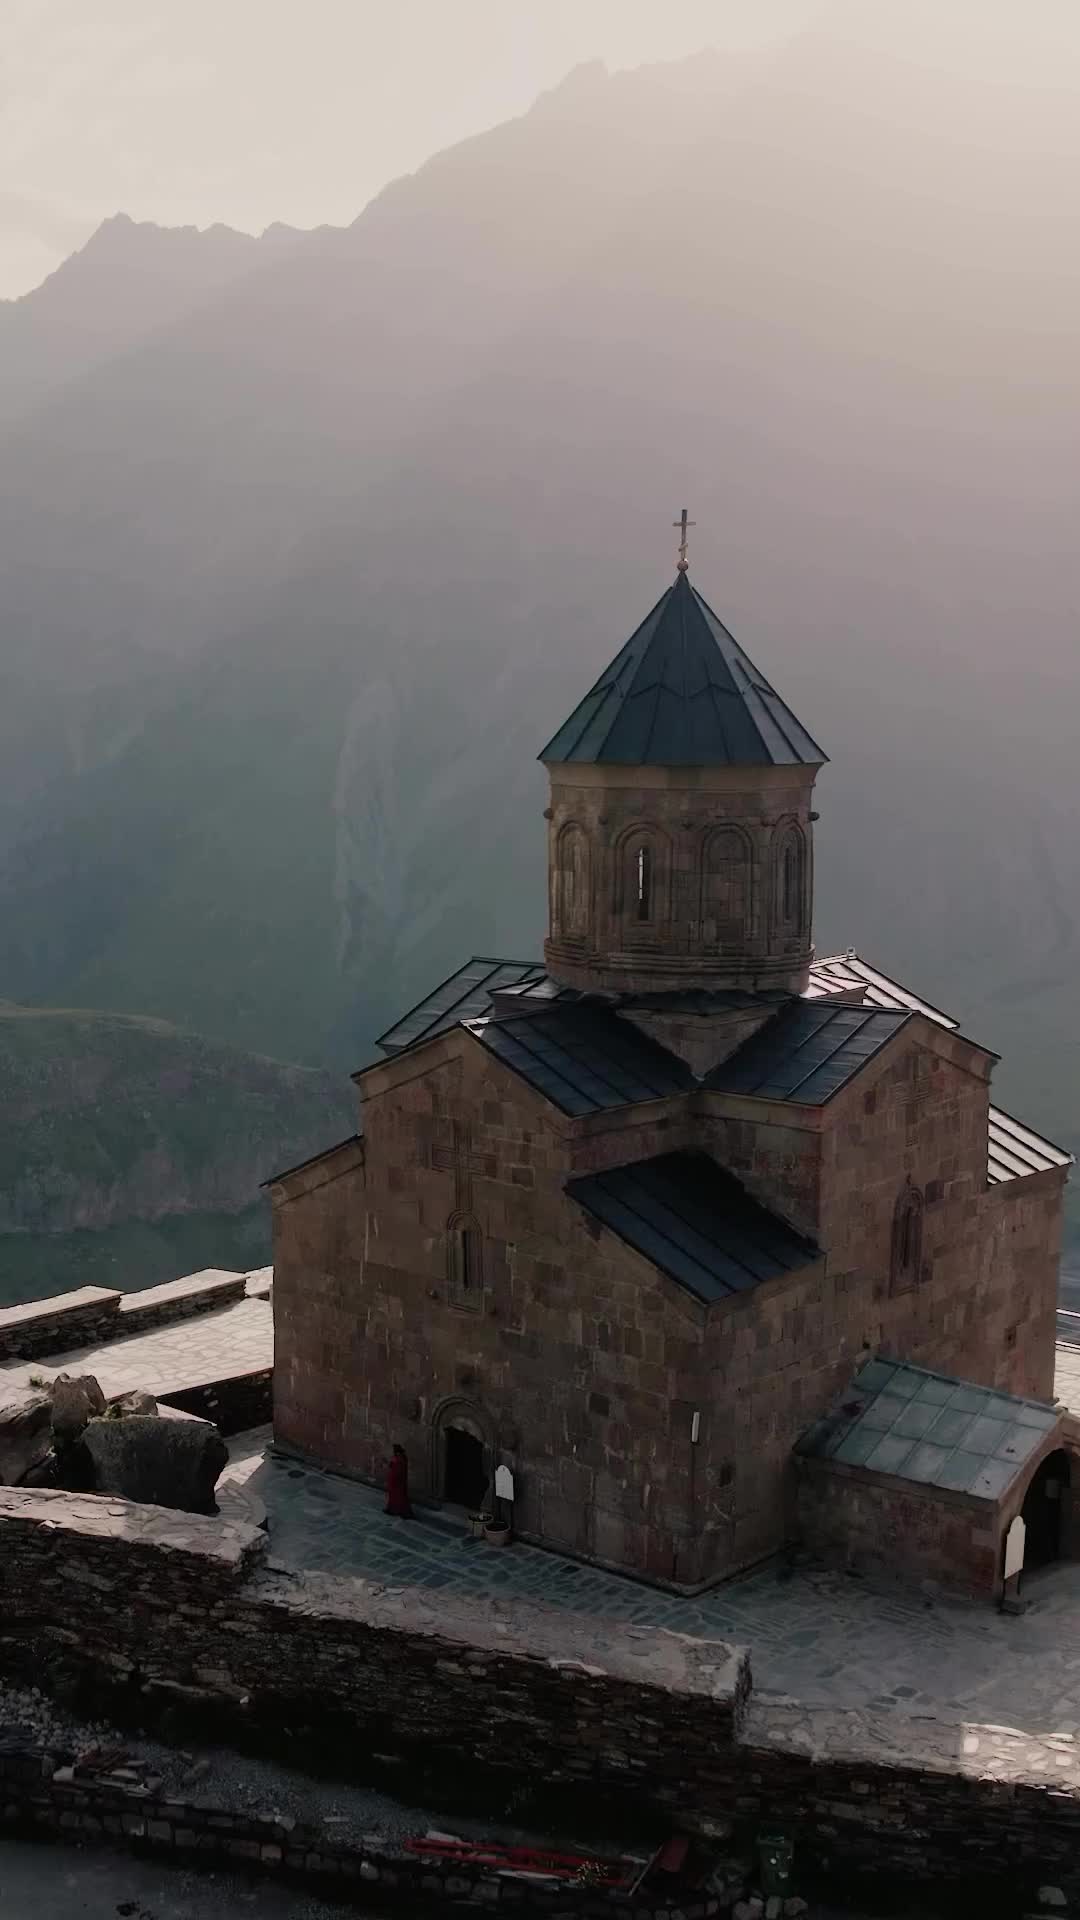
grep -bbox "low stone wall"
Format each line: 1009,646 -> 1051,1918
739,1703 -> 1080,1899
0,1272 -> 250,1363
1,1742 -> 720,1917
2,1485 -> 1079,1906
0,1489 -> 747,1826
160,1367 -> 273,1435
0,1287 -> 121,1362
117,1272 -> 248,1337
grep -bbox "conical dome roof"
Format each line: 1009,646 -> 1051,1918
539,571 -> 826,768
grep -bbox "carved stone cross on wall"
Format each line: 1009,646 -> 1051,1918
431,1120 -> 485,1213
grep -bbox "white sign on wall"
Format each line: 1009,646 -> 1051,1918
1004,1513 -> 1026,1581
494,1464 -> 515,1505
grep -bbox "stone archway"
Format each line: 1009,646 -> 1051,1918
430,1396 -> 495,1512
1021,1447 -> 1071,1570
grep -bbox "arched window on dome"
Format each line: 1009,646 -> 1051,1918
554,822 -> 589,940
890,1184 -> 924,1295
636,842 -> 652,921
618,826 -> 668,936
773,821 -> 806,936
701,826 -> 751,948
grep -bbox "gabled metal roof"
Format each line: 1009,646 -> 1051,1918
470,1005 -> 693,1117
708,1001 -> 910,1105
567,1151 -> 820,1304
377,956 -> 546,1054
539,570 -> 827,768
798,1357 -> 1058,1502
374,946 -> 1071,1186
807,951 -> 1071,1183
988,1107 -> 1072,1185
807,953 -> 957,1029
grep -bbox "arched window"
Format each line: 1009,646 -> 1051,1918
448,1216 -> 483,1313
891,1184 -> 924,1295
636,842 -> 652,921
783,841 -> 799,922
618,826 -> 667,935
773,822 -> 806,935
701,827 -> 751,947
555,823 -> 589,939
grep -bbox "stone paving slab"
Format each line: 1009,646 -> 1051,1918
0,1296 -> 272,1404
235,1436 -> 1080,1743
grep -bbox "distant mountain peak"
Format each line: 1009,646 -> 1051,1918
528,59 -> 609,115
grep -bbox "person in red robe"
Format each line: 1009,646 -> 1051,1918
384,1443 -> 413,1518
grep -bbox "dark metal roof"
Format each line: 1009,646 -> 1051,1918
798,1357 -> 1058,1500
539,570 -> 826,768
567,1151 -> 820,1303
377,956 -> 545,1054
709,1001 -> 910,1104
471,1005 -> 693,1117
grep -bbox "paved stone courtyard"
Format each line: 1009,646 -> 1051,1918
223,1427 -> 1080,1744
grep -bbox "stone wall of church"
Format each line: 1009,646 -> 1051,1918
695,1259 -> 851,1584
272,1138 -> 368,1467
272,1018 -> 1064,1591
274,1033 -> 716,1584
686,1025 -> 1064,1585
699,1105 -> 822,1240
817,1029 -> 1063,1400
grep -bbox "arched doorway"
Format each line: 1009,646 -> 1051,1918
1021,1449 -> 1071,1570
430,1398 -> 493,1512
445,1428 -> 487,1508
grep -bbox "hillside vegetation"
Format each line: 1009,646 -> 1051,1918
0,1004 -> 354,1303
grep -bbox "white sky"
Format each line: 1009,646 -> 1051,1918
1,0 -> 818,299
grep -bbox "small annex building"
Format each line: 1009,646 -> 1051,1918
270,552 -> 1071,1594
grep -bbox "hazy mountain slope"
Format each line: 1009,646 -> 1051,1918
0,24 -> 1078,1223
0,213 -> 305,425
0,1004 -> 354,1303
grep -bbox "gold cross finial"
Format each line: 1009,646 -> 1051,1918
673,507 -> 695,573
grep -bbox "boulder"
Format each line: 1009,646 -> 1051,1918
0,1394 -> 53,1485
21,1438 -> 95,1492
109,1389 -> 158,1418
82,1413 -> 227,1514
50,1372 -> 106,1440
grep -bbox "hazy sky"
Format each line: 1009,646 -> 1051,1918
1,0 -> 820,300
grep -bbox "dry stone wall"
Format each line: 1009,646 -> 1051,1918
4,1486 -> 1080,1906
0,1489 -> 747,1822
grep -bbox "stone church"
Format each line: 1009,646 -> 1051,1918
271,549 -> 1071,1594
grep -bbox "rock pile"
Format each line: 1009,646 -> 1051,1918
0,1375 -> 227,1514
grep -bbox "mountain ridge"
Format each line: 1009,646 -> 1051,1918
1,31 -> 1078,1243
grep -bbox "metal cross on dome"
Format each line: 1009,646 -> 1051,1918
673,507 -> 696,573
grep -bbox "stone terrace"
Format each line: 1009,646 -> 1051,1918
0,1269 -> 272,1430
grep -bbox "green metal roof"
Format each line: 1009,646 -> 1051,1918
798,1358 -> 1059,1501
539,570 -> 826,768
